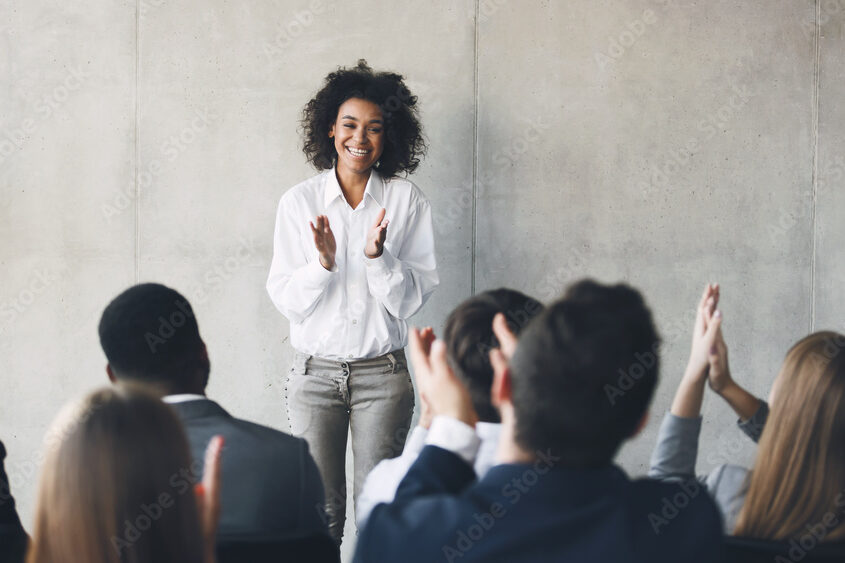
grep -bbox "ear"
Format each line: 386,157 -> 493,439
630,411 -> 650,438
106,364 -> 117,384
490,349 -> 512,409
328,122 -> 335,138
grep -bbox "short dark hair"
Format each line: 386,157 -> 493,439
443,289 -> 544,423
301,59 -> 426,178
509,280 -> 661,467
98,283 -> 207,393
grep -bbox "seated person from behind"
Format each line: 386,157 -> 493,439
98,283 -> 329,545
356,288 -> 543,525
354,280 -> 723,563
650,283 -> 845,541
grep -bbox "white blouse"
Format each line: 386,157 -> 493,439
266,168 -> 439,360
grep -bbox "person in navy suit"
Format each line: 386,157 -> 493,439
0,439 -> 27,563
355,280 -> 723,563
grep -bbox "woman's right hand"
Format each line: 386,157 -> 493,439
707,318 -> 733,393
310,215 -> 336,270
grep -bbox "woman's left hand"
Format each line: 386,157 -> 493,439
364,208 -> 389,258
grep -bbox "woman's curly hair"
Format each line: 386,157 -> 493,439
301,60 -> 426,178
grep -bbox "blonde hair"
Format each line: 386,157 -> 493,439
27,386 -> 205,563
735,332 -> 845,540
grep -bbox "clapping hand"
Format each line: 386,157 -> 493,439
685,283 -> 723,383
409,327 -> 477,427
364,208 -> 389,259
310,215 -> 337,270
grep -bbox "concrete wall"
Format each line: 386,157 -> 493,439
1,0 -> 839,558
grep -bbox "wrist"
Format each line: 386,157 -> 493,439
714,375 -> 738,397
364,247 -> 383,259
682,363 -> 708,385
319,254 -> 335,270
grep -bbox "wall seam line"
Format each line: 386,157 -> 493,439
134,0 -> 141,283
471,0 -> 479,295
810,0 -> 820,332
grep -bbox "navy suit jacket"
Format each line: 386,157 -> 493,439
355,445 -> 723,563
168,399 -> 329,543
0,441 -> 27,563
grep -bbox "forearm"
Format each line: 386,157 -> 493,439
266,259 -> 336,322
670,368 -> 708,419
364,248 -> 437,319
716,380 -> 760,422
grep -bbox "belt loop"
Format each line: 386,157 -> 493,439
386,352 -> 397,373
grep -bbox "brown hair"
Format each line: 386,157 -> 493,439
735,331 -> 845,540
27,386 -> 206,563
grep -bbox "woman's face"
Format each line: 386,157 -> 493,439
329,97 -> 385,175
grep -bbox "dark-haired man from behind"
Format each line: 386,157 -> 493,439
98,283 -> 331,554
356,289 -> 543,526
354,280 -> 722,563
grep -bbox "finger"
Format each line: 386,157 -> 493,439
695,284 -> 713,334
202,435 -> 224,496
703,309 -> 723,350
322,216 -> 332,233
408,328 -> 432,378
372,208 -> 386,228
492,313 -> 518,359
430,340 -> 456,382
309,221 -> 318,235
489,348 -> 509,380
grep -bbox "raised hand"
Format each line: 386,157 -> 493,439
409,327 -> 477,427
685,283 -> 721,382
364,208 -> 389,259
309,215 -> 337,270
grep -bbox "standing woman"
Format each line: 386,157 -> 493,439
267,60 -> 438,542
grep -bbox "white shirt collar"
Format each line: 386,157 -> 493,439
162,393 -> 207,404
323,167 -> 384,209
476,421 -> 502,442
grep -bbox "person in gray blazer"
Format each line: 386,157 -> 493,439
650,283 -> 845,542
97,283 -> 329,545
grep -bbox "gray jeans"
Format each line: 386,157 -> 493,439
284,349 -> 414,543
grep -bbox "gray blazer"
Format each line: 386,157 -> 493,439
648,401 -> 769,533
168,399 -> 329,542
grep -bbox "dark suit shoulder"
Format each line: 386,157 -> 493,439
629,477 -> 723,553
